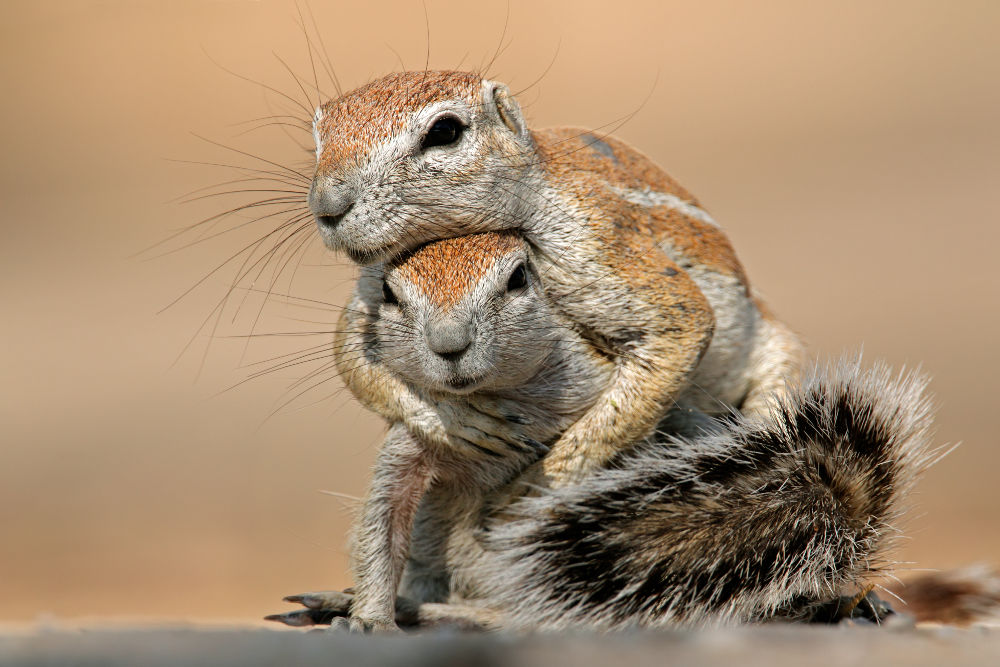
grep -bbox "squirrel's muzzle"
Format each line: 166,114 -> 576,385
315,206 -> 352,231
309,178 -> 356,233
425,318 -> 475,360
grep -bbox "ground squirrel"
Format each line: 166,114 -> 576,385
308,70 -> 804,486
268,232 -> 936,632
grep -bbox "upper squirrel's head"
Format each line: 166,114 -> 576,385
360,231 -> 558,395
309,71 -> 536,265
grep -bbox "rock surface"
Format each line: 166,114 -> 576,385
2,624 -> 999,667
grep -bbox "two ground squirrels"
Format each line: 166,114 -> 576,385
267,232 -> 935,632
308,70 -> 804,487
245,69 -> 1000,632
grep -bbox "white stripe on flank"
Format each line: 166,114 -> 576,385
610,186 -> 720,228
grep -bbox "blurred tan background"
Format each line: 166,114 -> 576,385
1,0 -> 997,624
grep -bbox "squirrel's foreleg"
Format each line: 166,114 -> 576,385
348,425 -> 433,632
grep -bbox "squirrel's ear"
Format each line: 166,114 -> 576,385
482,81 -> 528,139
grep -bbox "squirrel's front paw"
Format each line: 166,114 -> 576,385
435,401 -> 542,459
266,589 -> 405,633
326,616 -> 399,634
348,616 -> 401,634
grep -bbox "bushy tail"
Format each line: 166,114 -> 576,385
480,361 -> 938,631
889,566 -> 1000,626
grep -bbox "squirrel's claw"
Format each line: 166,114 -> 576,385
809,588 -> 897,625
850,590 -> 896,624
264,608 -> 338,627
283,590 -> 353,611
266,589 -> 354,626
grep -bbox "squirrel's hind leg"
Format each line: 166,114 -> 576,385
795,587 -> 897,625
739,309 -> 805,417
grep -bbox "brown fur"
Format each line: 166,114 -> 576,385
316,71 -> 482,171
534,129 -> 748,282
887,567 -> 1000,626
309,70 -> 806,487
304,70 -> 810,630
395,232 -> 523,309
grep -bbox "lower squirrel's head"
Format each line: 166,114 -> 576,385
309,71 -> 536,265
360,231 -> 558,395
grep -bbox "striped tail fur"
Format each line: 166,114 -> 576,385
479,360 -> 938,630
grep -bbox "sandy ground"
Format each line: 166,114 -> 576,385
3,624 -> 1000,667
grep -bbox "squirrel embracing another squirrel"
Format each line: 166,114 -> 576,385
268,231 -> 932,631
307,70 -> 804,485
257,70 -> 995,631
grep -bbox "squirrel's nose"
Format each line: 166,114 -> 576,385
425,318 -> 474,359
315,205 -> 353,230
309,181 -> 355,231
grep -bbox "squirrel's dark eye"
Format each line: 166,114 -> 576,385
382,281 -> 399,306
506,263 -> 528,292
422,116 -> 464,149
